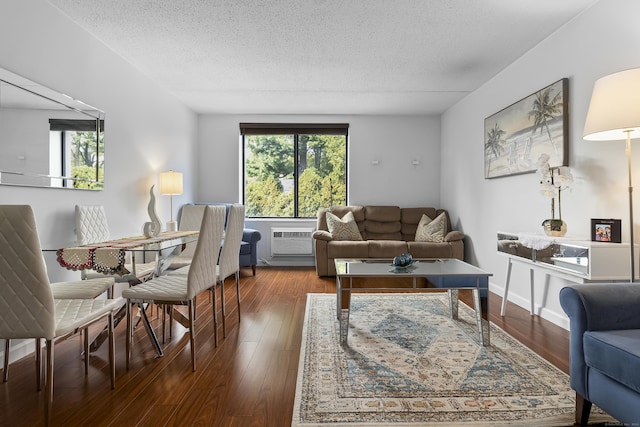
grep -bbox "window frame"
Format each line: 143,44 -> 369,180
240,123 -> 349,219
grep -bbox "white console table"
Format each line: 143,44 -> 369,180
497,232 -> 637,316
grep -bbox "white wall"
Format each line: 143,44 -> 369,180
197,114 -> 440,265
441,0 -> 640,328
0,0 -> 197,361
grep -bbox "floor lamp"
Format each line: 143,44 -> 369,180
583,67 -> 640,283
159,170 -> 183,232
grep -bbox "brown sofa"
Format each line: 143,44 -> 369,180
313,205 -> 465,276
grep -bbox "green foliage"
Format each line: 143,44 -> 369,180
245,133 -> 346,217
72,165 -> 104,189
71,131 -> 104,167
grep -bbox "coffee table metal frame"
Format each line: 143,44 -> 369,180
334,258 -> 493,346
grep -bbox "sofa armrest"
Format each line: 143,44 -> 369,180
313,230 -> 333,241
561,284 -> 640,332
444,230 -> 464,242
242,228 -> 262,244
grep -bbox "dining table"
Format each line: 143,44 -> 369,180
54,230 -> 199,357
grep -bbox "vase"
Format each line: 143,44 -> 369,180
542,219 -> 567,237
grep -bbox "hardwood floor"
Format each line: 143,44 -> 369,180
0,267 -> 569,426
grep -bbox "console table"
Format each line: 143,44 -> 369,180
497,232 -> 638,316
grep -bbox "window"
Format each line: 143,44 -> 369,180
241,123 -> 348,218
49,119 -> 104,189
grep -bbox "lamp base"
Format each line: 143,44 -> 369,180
166,221 -> 177,232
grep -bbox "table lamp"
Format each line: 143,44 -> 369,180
583,67 -> 640,282
159,170 -> 183,232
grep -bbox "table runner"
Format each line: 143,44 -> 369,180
57,231 -> 198,275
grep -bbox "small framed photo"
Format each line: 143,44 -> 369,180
591,219 -> 622,243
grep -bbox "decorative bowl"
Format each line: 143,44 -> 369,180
392,253 -> 413,267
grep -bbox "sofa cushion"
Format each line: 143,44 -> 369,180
364,206 -> 400,222
407,242 -> 454,258
415,213 -> 447,242
326,211 -> 363,241
364,206 -> 401,240
327,241 -> 369,258
584,329 -> 640,394
368,240 -> 409,258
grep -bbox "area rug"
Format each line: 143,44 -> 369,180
292,293 -> 614,426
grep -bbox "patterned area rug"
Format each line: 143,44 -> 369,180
292,293 -> 614,426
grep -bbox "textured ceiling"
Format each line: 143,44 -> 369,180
45,0 -> 596,115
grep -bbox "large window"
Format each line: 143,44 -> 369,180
241,123 -> 348,218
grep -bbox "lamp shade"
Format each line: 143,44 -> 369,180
159,170 -> 183,195
584,67 -> 640,141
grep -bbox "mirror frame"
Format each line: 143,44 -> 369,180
0,67 -> 105,190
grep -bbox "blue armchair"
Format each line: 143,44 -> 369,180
240,228 -> 261,275
560,284 -> 640,425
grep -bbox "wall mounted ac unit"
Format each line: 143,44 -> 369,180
270,227 -> 314,256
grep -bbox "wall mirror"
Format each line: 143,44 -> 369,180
0,67 -> 105,190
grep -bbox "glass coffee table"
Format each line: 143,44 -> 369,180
334,258 -> 493,346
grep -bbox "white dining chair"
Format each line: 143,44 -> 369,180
3,251 -> 116,383
216,204 -> 245,337
166,204 -> 207,270
0,205 -> 124,426
75,204 -> 157,282
169,205 -> 245,338
122,205 -> 225,372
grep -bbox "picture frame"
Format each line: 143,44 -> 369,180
591,219 -> 622,243
484,78 -> 568,179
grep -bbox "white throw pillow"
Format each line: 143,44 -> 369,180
326,211 -> 363,241
415,212 -> 447,243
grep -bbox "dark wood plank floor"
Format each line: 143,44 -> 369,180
0,267 -> 569,426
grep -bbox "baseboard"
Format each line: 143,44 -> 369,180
489,281 -> 569,330
259,257 -> 315,267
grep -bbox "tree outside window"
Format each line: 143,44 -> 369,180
242,124 -> 348,218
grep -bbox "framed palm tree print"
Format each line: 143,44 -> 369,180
484,78 -> 568,179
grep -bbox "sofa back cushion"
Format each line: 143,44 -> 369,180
363,206 -> 401,240
401,207 -> 451,241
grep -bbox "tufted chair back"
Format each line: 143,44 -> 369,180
178,205 -> 207,259
186,206 -> 226,300
0,205 -> 56,340
217,205 -> 245,282
75,205 -> 110,245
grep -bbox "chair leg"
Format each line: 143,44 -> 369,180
125,302 -> 132,371
169,305 -> 173,340
252,264 -> 256,276
3,339 -> 9,382
575,392 -> 592,426
188,300 -> 196,372
35,338 -> 42,391
108,312 -> 115,389
211,287 -> 218,347
45,339 -> 54,426
236,271 -> 241,322
161,304 -> 166,344
84,327 -> 89,375
221,279 -> 227,338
